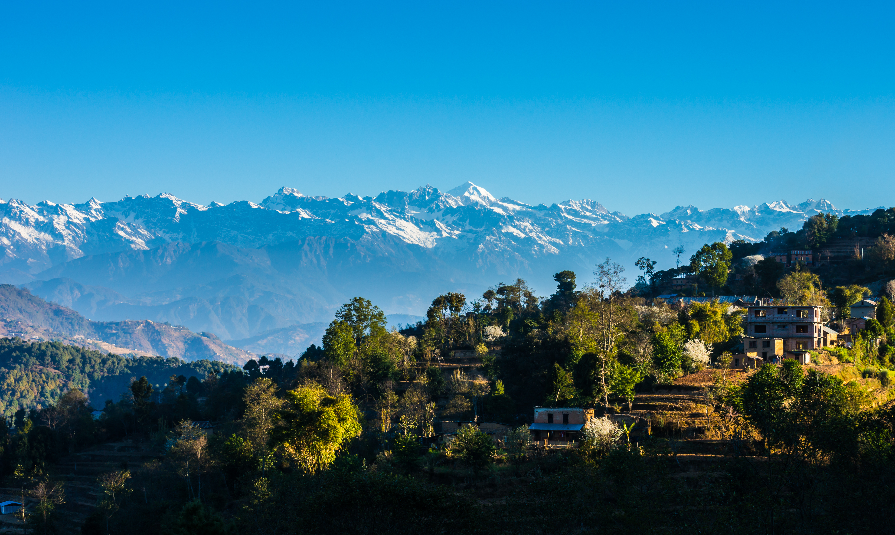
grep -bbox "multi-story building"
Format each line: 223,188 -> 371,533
768,250 -> 813,267
743,304 -> 826,364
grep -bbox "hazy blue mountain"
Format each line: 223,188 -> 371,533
0,285 -> 255,364
0,184 -> 877,345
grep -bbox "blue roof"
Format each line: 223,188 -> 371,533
528,423 -> 584,431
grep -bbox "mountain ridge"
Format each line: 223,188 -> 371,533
0,284 -> 256,364
1,184 -> 879,345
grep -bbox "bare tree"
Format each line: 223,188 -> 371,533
98,470 -> 131,532
592,258 -> 628,407
30,480 -> 64,533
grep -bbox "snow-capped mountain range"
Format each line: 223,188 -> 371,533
0,183 -> 877,352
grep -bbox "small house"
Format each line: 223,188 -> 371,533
850,299 -> 878,320
0,501 -> 22,515
528,407 -> 594,446
743,337 -> 784,362
731,353 -> 765,369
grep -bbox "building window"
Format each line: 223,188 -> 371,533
796,325 -> 808,333
797,310 -> 809,318
754,325 -> 767,334
547,413 -> 553,423
754,310 -> 766,317
762,352 -> 767,358
749,341 -> 757,348
734,358 -> 740,367
762,341 -> 771,348
777,308 -> 788,315
777,325 -> 787,330
563,414 -> 569,424
797,342 -> 806,350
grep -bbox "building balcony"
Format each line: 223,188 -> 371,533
744,315 -> 817,323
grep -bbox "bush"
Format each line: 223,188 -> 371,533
862,367 -> 877,379
582,417 -> 622,450
503,425 -> 532,460
448,425 -> 495,473
878,370 -> 892,388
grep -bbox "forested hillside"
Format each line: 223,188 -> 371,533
3,214 -> 895,533
0,337 -> 236,418
0,285 -> 256,364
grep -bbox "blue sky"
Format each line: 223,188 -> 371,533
1,1 -> 893,215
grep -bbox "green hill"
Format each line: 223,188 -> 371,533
0,337 -> 236,418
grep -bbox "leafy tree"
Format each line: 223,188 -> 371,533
788,370 -> 857,461
777,267 -> 830,307
334,297 -> 388,346
738,363 -> 788,451
610,364 -> 640,410
652,330 -> 683,381
426,292 -> 468,348
392,433 -> 421,473
689,242 -> 732,295
544,270 -> 578,315
322,321 -> 357,371
778,359 -> 804,398
271,383 -> 362,473
130,376 -> 154,428
482,279 -> 540,333
876,297 -> 894,329
862,318 -> 884,341
448,424 -> 494,474
503,425 -> 532,460
218,435 -> 256,490
165,500 -> 231,535
168,420 -> 211,501
635,257 -> 657,295
831,285 -> 871,319
242,378 -> 284,459
871,233 -> 895,262
753,257 -> 785,295
803,213 -> 839,247
683,301 -> 743,346
547,363 -> 577,406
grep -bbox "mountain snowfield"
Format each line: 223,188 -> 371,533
0,183 -> 876,354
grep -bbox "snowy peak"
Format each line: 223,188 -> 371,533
796,199 -> 837,213
0,187 -> 878,290
447,182 -> 498,206
764,200 -> 797,213
260,186 -> 309,212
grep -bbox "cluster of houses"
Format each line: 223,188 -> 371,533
430,294 -> 886,449
654,293 -> 882,369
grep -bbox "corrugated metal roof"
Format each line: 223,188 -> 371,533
528,423 -> 584,431
822,326 -> 838,335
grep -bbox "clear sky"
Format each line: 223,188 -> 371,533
1,1 -> 893,215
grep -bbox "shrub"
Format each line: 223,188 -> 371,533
862,367 -> 877,379
582,417 -> 622,449
878,370 -> 892,388
503,425 -> 532,460
448,425 -> 495,473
